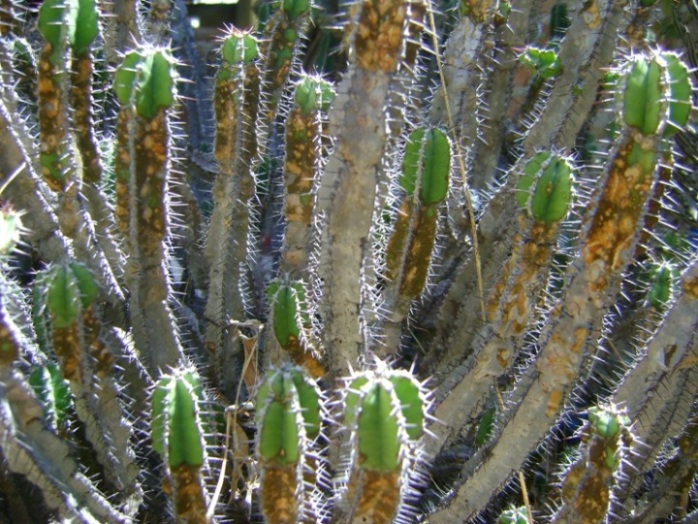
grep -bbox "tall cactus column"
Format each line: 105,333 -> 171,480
204,31 -> 260,396
114,49 -> 184,371
430,51 -> 694,522
316,0 -> 413,375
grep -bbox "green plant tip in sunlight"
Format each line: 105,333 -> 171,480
135,51 -> 175,120
222,32 -> 259,65
357,383 -> 401,472
401,127 -> 452,205
45,263 -> 98,329
294,75 -> 335,115
256,367 -> 321,465
152,373 -> 205,468
268,280 -> 308,349
623,55 -> 664,135
67,0 -> 99,56
517,152 -> 573,224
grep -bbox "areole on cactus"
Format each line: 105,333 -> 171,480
0,0 -> 697,523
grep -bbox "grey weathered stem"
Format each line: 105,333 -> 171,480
0,369 -> 129,523
317,68 -> 392,376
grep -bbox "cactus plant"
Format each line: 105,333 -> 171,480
1,0 -> 698,523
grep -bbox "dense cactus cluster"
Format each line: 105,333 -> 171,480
1,0 -> 697,522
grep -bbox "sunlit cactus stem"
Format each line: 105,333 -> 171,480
258,0 -> 312,142
266,279 -> 324,377
204,30 -> 260,396
338,365 -> 430,524
36,0 -> 71,192
67,0 -> 101,185
428,49 -> 687,523
114,48 -> 184,372
152,372 -> 209,524
553,406 -> 631,523
429,151 -> 574,458
280,75 -> 334,276
317,0 -> 412,375
255,365 -> 323,524
35,262 -> 140,500
380,126 -> 451,355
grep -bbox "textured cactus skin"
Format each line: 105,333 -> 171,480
1,0 -> 698,523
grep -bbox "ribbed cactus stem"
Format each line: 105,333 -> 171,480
429,51 -> 679,522
520,0 -> 630,155
337,364 -> 430,524
257,0 -> 312,146
36,263 -> 140,499
36,0 -> 71,192
204,30 -> 260,396
430,152 -> 574,453
67,0 -> 100,186
152,372 -> 209,523
609,257 -> 698,517
379,126 -> 452,355
317,0 -> 412,375
266,279 -> 324,377
114,48 -> 184,372
255,365 -> 323,523
280,75 -> 334,276
34,0 -> 125,309
553,406 -> 631,523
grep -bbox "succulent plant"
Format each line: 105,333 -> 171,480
0,0 -> 697,522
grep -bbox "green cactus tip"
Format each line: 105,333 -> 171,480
400,127 -> 452,205
520,46 -> 561,79
516,152 -> 574,224
45,263 -> 99,329
221,30 -> 259,65
66,0 -> 99,56
622,54 -> 664,135
151,371 -> 205,468
294,75 -> 335,115
344,365 -> 430,472
256,366 -> 322,466
115,48 -> 175,119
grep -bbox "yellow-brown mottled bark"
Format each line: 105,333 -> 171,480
500,220 -> 559,334
460,0 -> 493,24
260,464 -> 299,524
134,111 -> 168,259
82,307 -> 114,377
53,324 -> 82,384
683,274 -> 698,299
386,201 -> 413,281
264,16 -> 299,93
347,469 -> 401,524
584,134 -> 657,279
385,202 -> 438,300
213,77 -> 239,170
71,55 -> 102,185
399,207 -> 437,299
559,430 -> 619,523
114,109 -> 132,238
280,335 -> 325,379
38,45 -> 69,192
285,109 -> 318,225
171,463 -> 207,524
353,0 -> 407,73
